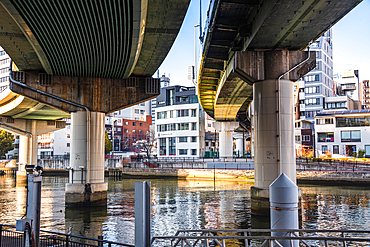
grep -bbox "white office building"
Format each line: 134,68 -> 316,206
155,85 -> 205,157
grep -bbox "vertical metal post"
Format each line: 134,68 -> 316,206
135,181 -> 151,247
81,167 -> 84,184
27,174 -> 42,247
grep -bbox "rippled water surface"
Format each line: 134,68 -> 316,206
1,176 -> 370,245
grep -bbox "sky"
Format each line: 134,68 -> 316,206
157,0 -> 370,85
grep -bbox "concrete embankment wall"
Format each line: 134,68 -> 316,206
118,168 -> 254,181
116,168 -> 370,185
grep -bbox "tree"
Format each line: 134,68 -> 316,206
105,131 -> 112,155
0,130 -> 14,158
133,129 -> 156,159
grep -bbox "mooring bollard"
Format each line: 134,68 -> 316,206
270,173 -> 299,247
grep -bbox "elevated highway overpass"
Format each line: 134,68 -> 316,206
0,0 -> 190,206
197,0 -> 362,213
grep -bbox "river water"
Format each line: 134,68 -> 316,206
0,176 -> 370,245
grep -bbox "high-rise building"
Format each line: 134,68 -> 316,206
0,47 -> 10,91
296,29 -> 334,121
362,80 -> 370,109
155,85 -> 205,157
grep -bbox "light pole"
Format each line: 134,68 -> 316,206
193,24 -> 200,85
111,117 -> 117,156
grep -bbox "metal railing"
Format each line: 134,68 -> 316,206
0,224 -> 134,247
151,229 -> 370,247
296,158 -> 370,173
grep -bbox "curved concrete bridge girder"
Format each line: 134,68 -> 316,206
0,0 -> 190,79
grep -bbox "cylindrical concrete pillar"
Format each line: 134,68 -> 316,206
17,135 -> 30,181
219,123 -> 233,158
30,120 -> 38,166
66,111 -> 107,207
254,79 -> 296,188
234,133 -> 244,157
70,111 -> 88,184
89,112 -> 105,184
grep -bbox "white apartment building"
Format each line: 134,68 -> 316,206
298,29 -> 334,121
155,85 -> 205,157
314,110 -> 370,158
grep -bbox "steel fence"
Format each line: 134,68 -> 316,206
151,229 -> 370,247
0,224 -> 134,247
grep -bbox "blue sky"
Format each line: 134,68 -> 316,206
157,0 -> 370,85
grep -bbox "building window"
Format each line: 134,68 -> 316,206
333,145 -> 339,154
191,109 -> 196,117
318,132 -> 334,142
316,118 -> 333,125
67,143 -> 70,147
170,110 -> 174,118
336,117 -> 370,127
305,86 -> 320,94
139,130 -> 143,134
169,89 -> 175,105
322,145 -> 328,153
135,109 -> 139,114
295,136 -> 301,142
140,110 -> 145,114
133,122 -> 136,126
191,149 -> 197,155
302,135 -> 310,141
305,98 -> 320,105
177,109 -> 189,117
125,121 -> 128,125
191,123 -> 196,130
179,137 -> 188,143
124,129 -> 128,133
178,96 -> 189,102
341,130 -> 361,142
177,123 -> 189,130
179,149 -> 188,155
140,102 -> 145,106
133,130 -> 136,133
169,137 -> 176,155
365,145 -> 370,158
191,136 -> 197,142
159,138 -> 166,155
139,123 -> 143,126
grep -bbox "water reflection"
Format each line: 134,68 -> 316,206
0,176 -> 370,246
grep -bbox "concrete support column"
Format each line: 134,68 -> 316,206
215,122 -> 239,158
254,79 -> 296,188
234,132 -> 244,157
65,111 -> 107,207
30,120 -> 38,166
17,135 -> 30,181
251,79 -> 295,215
248,50 -> 314,215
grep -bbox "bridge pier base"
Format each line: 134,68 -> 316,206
65,111 -> 107,207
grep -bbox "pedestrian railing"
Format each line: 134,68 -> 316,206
0,224 -> 133,247
151,229 -> 370,247
297,158 -> 370,173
